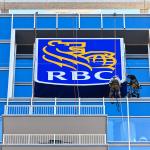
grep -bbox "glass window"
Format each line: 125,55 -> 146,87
0,43 -> 10,67
16,59 -> 33,67
16,44 -> 33,54
58,17 -> 78,29
108,117 -> 150,143
103,17 -> 124,28
0,71 -> 8,98
125,45 -> 148,54
13,17 -> 34,28
129,102 -> 150,116
126,17 -> 150,28
15,69 -> 32,82
140,86 -> 150,97
37,17 -> 56,28
0,17 -> 11,40
105,101 -> 127,116
0,102 -> 6,115
129,118 -> 150,142
14,85 -> 32,97
0,117 -> 2,142
126,59 -> 148,68
126,68 -> 150,82
80,17 -> 101,28
107,118 -> 129,142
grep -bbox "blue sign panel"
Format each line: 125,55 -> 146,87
35,38 -> 125,85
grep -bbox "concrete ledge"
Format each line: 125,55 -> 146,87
2,145 -> 108,150
3,115 -> 107,134
0,2 -> 148,10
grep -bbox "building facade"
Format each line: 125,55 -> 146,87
0,8 -> 150,150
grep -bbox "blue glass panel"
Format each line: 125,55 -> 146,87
81,102 -> 103,105
126,68 -> 150,82
103,17 -> 124,28
15,69 -> 32,82
126,17 -> 150,28
0,71 -> 8,98
0,117 -> 2,142
57,102 -> 79,105
16,59 -> 33,67
107,118 -> 129,142
0,17 -> 11,40
0,44 -> 10,67
14,85 -> 32,97
37,17 -> 56,28
129,118 -> 150,142
80,17 -> 101,28
13,17 -> 34,28
130,102 -> 150,116
9,102 -> 30,105
106,102 -> 127,116
140,86 -> 150,97
58,17 -> 78,28
0,102 -> 6,115
126,59 -> 148,67
33,102 -> 54,105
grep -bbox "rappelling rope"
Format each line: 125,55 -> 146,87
113,13 -> 128,142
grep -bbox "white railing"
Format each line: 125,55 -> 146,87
3,134 -> 106,145
4,105 -> 105,115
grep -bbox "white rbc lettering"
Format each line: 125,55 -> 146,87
72,71 -> 91,80
47,71 -> 113,81
47,71 -> 67,80
95,71 -> 113,80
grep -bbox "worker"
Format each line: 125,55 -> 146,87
109,76 -> 121,103
127,75 -> 140,98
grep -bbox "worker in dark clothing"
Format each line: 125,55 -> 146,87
127,75 -> 140,89
109,76 -> 121,101
127,75 -> 140,98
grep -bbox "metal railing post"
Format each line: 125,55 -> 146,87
127,97 -> 131,150
54,134 -> 55,145
28,134 -> 30,144
79,134 -> 81,145
29,105 -> 33,115
104,134 -> 106,144
2,134 -> 5,144
101,13 -> 103,29
54,97 -> 57,115
102,97 -> 105,114
78,13 -> 80,29
29,97 -> 33,115
56,13 -> 58,30
4,105 -> 8,115
79,97 -> 81,115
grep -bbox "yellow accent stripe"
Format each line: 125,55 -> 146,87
42,55 -> 76,70
42,46 -> 92,71
56,48 -> 90,63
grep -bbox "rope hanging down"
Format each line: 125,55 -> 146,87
32,12 -> 38,102
114,13 -> 131,150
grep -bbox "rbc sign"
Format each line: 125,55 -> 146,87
35,38 -> 125,85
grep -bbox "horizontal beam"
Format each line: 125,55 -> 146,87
0,2 -> 149,10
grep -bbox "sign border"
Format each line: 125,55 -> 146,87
34,38 -> 126,86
